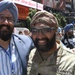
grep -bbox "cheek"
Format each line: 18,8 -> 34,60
46,32 -> 55,39
31,34 -> 36,40
10,24 -> 14,29
0,22 -> 2,24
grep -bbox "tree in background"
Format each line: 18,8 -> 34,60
26,8 -> 36,30
53,13 -> 67,28
26,8 -> 67,29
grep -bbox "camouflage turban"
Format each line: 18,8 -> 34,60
30,10 -> 59,28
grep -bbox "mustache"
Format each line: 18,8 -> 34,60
0,24 -> 10,29
36,38 -> 47,41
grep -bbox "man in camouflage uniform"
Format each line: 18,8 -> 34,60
27,10 -> 75,75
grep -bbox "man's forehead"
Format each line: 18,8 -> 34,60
0,9 -> 13,17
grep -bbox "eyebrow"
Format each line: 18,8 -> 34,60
0,14 -> 13,17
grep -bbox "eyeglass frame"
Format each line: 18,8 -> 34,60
0,15 -> 14,23
31,27 -> 57,34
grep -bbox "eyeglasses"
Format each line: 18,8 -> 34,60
31,27 -> 56,34
0,15 -> 14,23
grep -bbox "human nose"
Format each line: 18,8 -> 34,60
3,18 -> 9,24
37,31 -> 45,39
4,19 -> 9,23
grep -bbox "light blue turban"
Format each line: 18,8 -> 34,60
64,23 -> 74,33
57,27 -> 62,33
0,0 -> 18,24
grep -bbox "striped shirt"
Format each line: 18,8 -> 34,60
0,37 -> 23,75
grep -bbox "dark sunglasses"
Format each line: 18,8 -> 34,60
31,27 -> 57,34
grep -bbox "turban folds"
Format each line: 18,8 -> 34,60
0,0 -> 18,24
64,23 -> 74,33
30,10 -> 58,28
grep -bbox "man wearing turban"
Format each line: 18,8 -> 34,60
27,10 -> 75,75
62,23 -> 75,49
0,0 -> 34,75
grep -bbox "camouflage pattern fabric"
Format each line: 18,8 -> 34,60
27,41 -> 75,75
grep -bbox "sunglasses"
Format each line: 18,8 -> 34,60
31,27 -> 56,34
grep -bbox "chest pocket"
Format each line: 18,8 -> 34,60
36,66 -> 73,75
36,65 -> 58,75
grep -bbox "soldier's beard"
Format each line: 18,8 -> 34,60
0,24 -> 13,41
33,34 -> 56,53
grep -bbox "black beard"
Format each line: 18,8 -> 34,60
33,34 -> 56,53
68,34 -> 74,38
0,24 -> 13,41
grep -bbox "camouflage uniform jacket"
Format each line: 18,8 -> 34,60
27,41 -> 75,75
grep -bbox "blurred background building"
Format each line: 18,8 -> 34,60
9,0 -> 43,28
33,0 -> 75,24
1,0 -> 74,27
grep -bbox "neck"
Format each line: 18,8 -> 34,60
0,39 -> 10,50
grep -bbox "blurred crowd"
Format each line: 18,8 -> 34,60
56,23 -> 75,49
